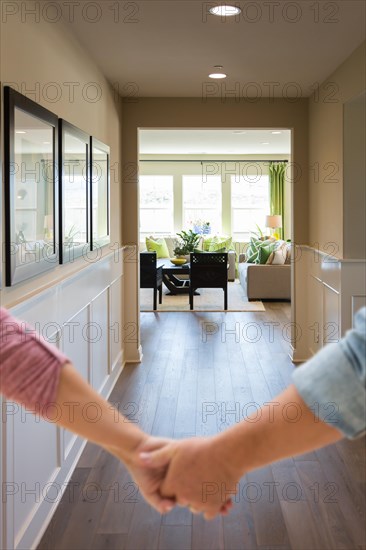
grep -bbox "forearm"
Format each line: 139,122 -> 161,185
216,384 -> 342,477
52,362 -> 145,464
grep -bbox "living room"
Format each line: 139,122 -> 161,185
0,2 -> 365,550
139,128 -> 292,311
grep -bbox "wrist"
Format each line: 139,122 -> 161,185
107,425 -> 147,466
211,427 -> 251,479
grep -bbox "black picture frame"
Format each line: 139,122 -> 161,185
90,137 -> 111,250
59,120 -> 90,264
4,86 -> 59,286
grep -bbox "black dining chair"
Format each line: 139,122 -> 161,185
189,252 -> 228,310
140,252 -> 163,310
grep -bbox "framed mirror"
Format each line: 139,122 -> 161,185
59,120 -> 90,263
4,87 -> 59,286
90,137 -> 110,249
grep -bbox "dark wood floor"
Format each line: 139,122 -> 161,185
39,303 -> 366,550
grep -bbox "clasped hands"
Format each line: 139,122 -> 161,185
123,433 -> 243,520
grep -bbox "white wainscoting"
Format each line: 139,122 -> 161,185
1,250 -> 126,550
292,245 -> 366,362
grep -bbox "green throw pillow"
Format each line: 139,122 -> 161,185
203,236 -> 233,252
145,237 -> 169,258
245,237 -> 261,263
258,242 -> 277,264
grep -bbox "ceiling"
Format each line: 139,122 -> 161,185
65,0 -> 365,97
139,129 -> 291,154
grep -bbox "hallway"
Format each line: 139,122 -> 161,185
39,304 -> 366,550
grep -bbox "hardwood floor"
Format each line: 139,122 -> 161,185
38,303 -> 366,550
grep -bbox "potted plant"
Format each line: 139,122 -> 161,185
173,229 -> 200,260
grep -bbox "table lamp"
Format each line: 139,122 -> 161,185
265,215 -> 282,237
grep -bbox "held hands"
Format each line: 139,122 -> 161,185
139,435 -> 242,519
108,435 -> 176,514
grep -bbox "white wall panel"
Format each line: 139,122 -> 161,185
323,284 -> 340,345
90,290 -> 110,393
298,246 -> 365,361
110,278 -> 123,371
61,306 -> 90,461
308,275 -> 323,355
2,251 -> 125,550
13,411 -> 59,547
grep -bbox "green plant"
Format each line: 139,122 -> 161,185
173,229 -> 200,256
253,223 -> 264,238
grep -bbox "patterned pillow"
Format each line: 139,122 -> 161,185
245,238 -> 261,263
270,242 -> 288,265
285,242 -> 291,264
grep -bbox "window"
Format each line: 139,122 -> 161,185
139,175 -> 174,239
182,175 -> 222,233
231,175 -> 270,241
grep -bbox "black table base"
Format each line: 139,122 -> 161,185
162,264 -> 200,295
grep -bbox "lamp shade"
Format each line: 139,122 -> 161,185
265,215 -> 282,229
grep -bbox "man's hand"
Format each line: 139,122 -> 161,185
139,436 -> 240,519
108,435 -> 176,515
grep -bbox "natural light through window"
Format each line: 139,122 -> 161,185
182,175 -> 222,233
231,175 -> 270,241
139,175 -> 174,239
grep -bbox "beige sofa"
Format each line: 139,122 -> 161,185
238,253 -> 291,300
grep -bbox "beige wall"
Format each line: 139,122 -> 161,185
0,16 -> 123,307
121,98 -> 308,247
343,91 -> 365,259
308,42 -> 366,258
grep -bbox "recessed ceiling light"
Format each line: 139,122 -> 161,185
271,131 -> 282,134
209,65 -> 227,79
209,5 -> 242,16
261,142 -> 270,145
16,131 -> 26,134
209,73 -> 227,79
43,141 -> 50,144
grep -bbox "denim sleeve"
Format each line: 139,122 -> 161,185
292,307 -> 366,439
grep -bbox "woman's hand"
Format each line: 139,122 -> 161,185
139,436 -> 240,519
107,435 -> 177,514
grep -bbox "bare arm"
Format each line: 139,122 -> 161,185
53,362 -> 144,463
141,384 -> 342,518
46,362 -> 175,513
216,384 -> 342,478
0,308 -> 174,513
142,309 -> 366,518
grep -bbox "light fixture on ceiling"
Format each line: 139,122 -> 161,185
209,5 -> 242,16
16,131 -> 26,134
43,141 -> 50,144
209,65 -> 227,79
271,131 -> 282,134
261,142 -> 270,145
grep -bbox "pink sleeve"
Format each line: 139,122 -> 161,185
0,307 -> 70,410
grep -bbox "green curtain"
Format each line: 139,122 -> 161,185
269,162 -> 286,239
